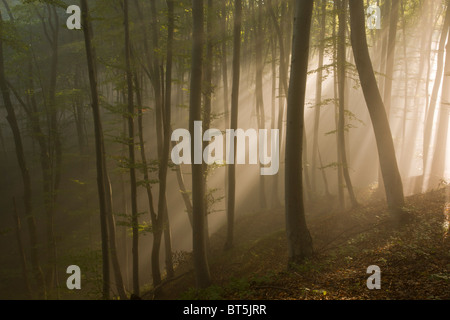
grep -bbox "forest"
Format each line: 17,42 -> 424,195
0,0 -> 449,301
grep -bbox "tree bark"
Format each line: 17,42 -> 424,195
337,0 -> 358,208
225,0 -> 242,251
162,0 -> 175,280
312,0 -> 327,195
430,21 -> 450,184
80,0 -> 110,299
383,0 -> 399,118
190,0 -> 211,289
12,197 -> 33,299
202,0 -> 214,254
285,0 -> 314,265
349,0 -> 406,219
423,5 -> 450,185
332,1 -> 345,209
255,0 -> 267,209
104,175 -> 127,300
123,0 -> 139,297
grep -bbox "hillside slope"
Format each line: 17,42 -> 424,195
149,188 -> 450,300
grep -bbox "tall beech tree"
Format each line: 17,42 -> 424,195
123,0 -> 140,297
337,0 -> 358,208
285,0 -> 314,265
225,0 -> 242,251
255,0 -> 267,209
80,0 -> 110,300
424,5 -> 450,185
430,17 -> 450,183
312,0 -> 327,195
383,0 -> 400,118
190,0 -> 211,289
349,0 -> 406,219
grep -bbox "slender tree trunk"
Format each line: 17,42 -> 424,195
134,74 -> 159,287
147,0 -> 168,289
333,1 -> 345,209
190,0 -> 211,289
400,0 -> 408,161
220,0 -> 230,213
225,0 -> 242,251
349,0 -> 406,219
38,4 -> 61,295
1,0 -> 13,21
318,149 -> 332,198
285,0 -> 314,265
270,36 -> 281,208
12,197 -> 32,299
383,0 -> 399,118
430,23 -> 450,184
104,175 -> 127,300
173,163 -> 193,226
73,68 -> 86,155
312,0 -> 326,195
337,0 -> 358,208
123,0 -> 139,296
162,0 -> 175,279
423,6 -> 450,185
202,0 -> 214,254
149,1 -> 164,159
302,125 -> 313,201
221,1 -> 230,127
80,0 -> 110,299
269,0 -> 288,205
255,0 -> 267,209
163,203 -> 174,279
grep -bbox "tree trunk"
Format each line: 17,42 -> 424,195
255,0 -> 267,209
221,1 -> 230,128
162,0 -> 175,280
104,176 -> 127,300
12,197 -> 33,299
285,0 -> 314,265
38,3 -> 61,296
423,6 -> 450,186
337,0 -> 358,208
383,0 -> 399,118
430,23 -> 450,184
134,74 -> 159,288
270,35 -> 281,208
123,0 -> 139,297
312,0 -> 327,195
220,0 -> 230,213
225,0 -> 242,251
202,0 -> 214,254
333,1 -> 345,209
80,0 -> 110,299
400,0 -> 408,160
190,0 -> 211,289
268,0 -> 288,206
349,0 -> 406,219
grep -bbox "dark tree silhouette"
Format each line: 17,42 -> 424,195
349,0 -> 406,219
285,0 -> 314,265
190,0 -> 211,289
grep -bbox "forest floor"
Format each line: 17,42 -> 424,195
146,187 -> 450,300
